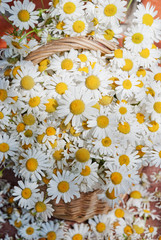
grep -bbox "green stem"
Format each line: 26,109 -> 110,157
19,29 -> 36,43
127,0 -> 134,10
1,13 -> 13,25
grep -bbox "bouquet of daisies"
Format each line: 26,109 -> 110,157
0,0 -> 161,224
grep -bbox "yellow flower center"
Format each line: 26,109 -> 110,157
72,234 -> 83,240
29,96 -> 40,107
35,201 -> 47,212
133,225 -> 144,234
132,33 -> 144,44
4,68 -> 11,77
154,102 -> 161,113
146,87 -> 155,96
136,113 -> 145,124
42,176 -> 50,184
26,227 -> 34,235
45,99 -> 58,113
99,96 -> 113,106
105,188 -> 116,199
11,41 -> 22,49
78,54 -> 87,62
18,10 -> 30,22
75,148 -> 90,162
63,2 -> 76,14
0,89 -> 7,101
101,137 -> 112,147
119,155 -> 130,166
148,120 -> 159,132
0,143 -> 9,152
55,82 -> 68,94
139,48 -> 150,58
130,190 -> 142,199
23,114 -> 35,125
136,68 -> 146,77
124,225 -> 133,236
142,13 -> 153,26
81,166 -> 91,176
46,127 -> 56,136
149,227 -> 154,233
121,59 -> 133,71
119,106 -> 127,115
47,231 -> 57,240
70,99 -> 85,115
118,122 -> 130,134
21,188 -> 32,199
70,126 -> 81,136
14,220 -> 22,228
154,73 -> 161,81
104,4 -> 117,17
53,0 -> 59,7
24,129 -> 33,137
104,29 -> 114,40
61,59 -> 73,70
115,208 -> 125,218
73,20 -> 85,33
110,172 -> 122,185
21,76 -> 35,90
136,80 -> 144,88
37,133 -> 45,144
56,21 -> 65,30
26,158 -> 38,172
58,181 -> 69,193
97,116 -> 109,128
96,222 -> 106,233
114,49 -> 123,58
0,111 -> 4,119
82,120 -> 91,130
123,79 -> 132,89
85,75 -> 100,90
53,149 -> 64,161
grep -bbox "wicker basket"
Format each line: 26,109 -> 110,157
26,36 -> 118,223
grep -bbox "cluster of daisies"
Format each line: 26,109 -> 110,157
0,0 -> 161,239
0,171 -> 161,239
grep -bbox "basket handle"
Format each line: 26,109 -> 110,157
25,36 -> 117,65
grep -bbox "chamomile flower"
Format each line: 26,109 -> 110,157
147,142 -> 161,167
56,87 -> 97,126
65,223 -> 89,240
31,192 -> 54,222
19,147 -> 50,181
64,17 -> 89,36
0,78 -> 16,105
102,24 -> 123,43
98,187 -> 120,208
0,0 -> 12,14
47,170 -> 80,203
138,207 -> 160,220
144,225 -> 158,239
133,2 -> 161,42
0,107 -> 10,130
111,99 -> 133,123
120,50 -> 138,74
0,133 -> 19,163
152,65 -> 161,82
40,220 -> 64,239
8,0 -> 39,30
145,94 -> 161,121
12,180 -> 40,209
18,222 -> 40,240
115,218 -> 136,240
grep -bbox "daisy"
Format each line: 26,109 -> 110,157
0,133 -> 19,163
19,147 -> 50,181
87,106 -> 115,140
120,50 -> 138,74
0,78 -> 16,105
115,218 -> 135,240
136,47 -> 160,69
111,99 -> 133,123
89,214 -> 110,239
40,220 -> 64,239
98,186 -> 121,208
0,107 -> 11,130
107,207 -> 133,223
9,210 -> 29,230
152,66 -> 161,82
64,17 -> 89,36
124,24 -> 152,53
147,142 -> 161,167
101,24 -> 123,43
138,207 -> 160,220
0,0 -> 12,14
31,192 -> 54,222
18,222 -> 40,240
8,0 -> 39,30
133,2 -> 161,43
65,223 -> 89,240
56,87 -> 98,126
12,180 -> 40,209
47,170 -> 80,203
145,94 -> 161,121
144,225 -> 158,239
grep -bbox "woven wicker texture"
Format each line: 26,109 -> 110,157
26,36 -> 117,223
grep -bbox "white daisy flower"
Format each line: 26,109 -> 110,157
136,47 -> 160,69
107,207 -> 133,223
145,94 -> 161,121
124,24 -> 153,53
9,210 -> 29,230
64,17 -> 89,36
133,2 -> 161,43
138,207 -> 160,220
47,170 -> 80,203
31,192 -> 54,222
40,220 -> 64,239
0,0 -> 12,14
98,186 -> 121,208
65,223 -> 89,240
56,87 -> 98,126
144,225 -> 158,239
18,222 -> 40,240
19,147 -> 50,181
12,180 -> 40,209
120,50 -> 139,74
111,99 -> 133,123
152,65 -> 161,82
115,218 -> 136,240
0,133 -> 19,163
101,23 -> 123,43
0,78 -> 16,105
8,0 -> 39,30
